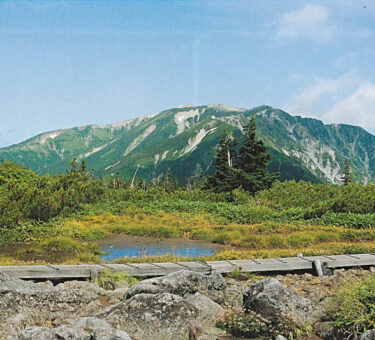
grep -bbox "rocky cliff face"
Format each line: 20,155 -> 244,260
1,105 -> 375,184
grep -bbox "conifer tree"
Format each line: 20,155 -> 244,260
205,129 -> 238,192
78,160 -> 87,174
69,158 -> 77,174
164,168 -> 171,192
236,116 -> 277,194
164,168 -> 178,192
342,159 -> 352,186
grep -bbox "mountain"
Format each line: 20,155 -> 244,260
1,104 -> 375,185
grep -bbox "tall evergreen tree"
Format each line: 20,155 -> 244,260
236,116 -> 277,194
342,159 -> 352,186
205,129 -> 238,192
78,160 -> 87,174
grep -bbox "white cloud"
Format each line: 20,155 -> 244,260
277,4 -> 334,42
284,70 -> 375,132
285,70 -> 359,116
326,82 -> 375,130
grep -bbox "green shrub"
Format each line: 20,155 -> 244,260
216,310 -> 311,338
327,274 -> 375,337
41,237 -> 83,252
216,311 -> 270,337
97,269 -> 138,290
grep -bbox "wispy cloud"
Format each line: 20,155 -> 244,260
326,82 -> 375,130
285,70 -> 359,116
276,4 -> 335,42
284,70 -> 375,131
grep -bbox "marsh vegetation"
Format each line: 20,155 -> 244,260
1,160 -> 375,264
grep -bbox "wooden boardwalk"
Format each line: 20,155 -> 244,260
1,253 -> 375,280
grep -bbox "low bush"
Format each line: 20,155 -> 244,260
97,269 -> 138,290
216,309 -> 311,339
327,273 -> 375,338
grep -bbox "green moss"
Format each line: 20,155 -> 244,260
97,269 -> 138,290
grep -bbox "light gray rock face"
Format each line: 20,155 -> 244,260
2,271 -> 224,340
18,327 -> 55,340
0,273 -> 98,317
74,317 -> 132,340
109,270 -> 227,339
18,324 -> 131,340
100,290 -> 225,340
0,273 -> 100,339
124,270 -> 227,303
91,328 -> 131,340
18,326 -> 89,340
75,316 -> 110,330
57,280 -> 129,305
243,278 -> 318,325
105,292 -> 199,340
185,293 -> 224,325
359,330 -> 375,340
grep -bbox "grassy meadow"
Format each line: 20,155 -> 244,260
1,161 -> 375,264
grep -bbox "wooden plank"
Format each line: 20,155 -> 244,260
1,253 -> 375,280
206,261 -> 235,273
230,258 -> 312,272
324,254 -> 375,268
177,262 -> 211,273
1,265 -> 92,280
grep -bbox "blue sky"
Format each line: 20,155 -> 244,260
0,0 -> 374,147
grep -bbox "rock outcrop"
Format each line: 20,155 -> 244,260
0,273 -> 100,340
243,278 -> 319,325
0,268 -> 370,340
124,270 -> 227,303
99,270 -> 227,340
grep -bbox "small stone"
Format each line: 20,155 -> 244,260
370,266 -> 375,273
75,317 -> 110,330
275,335 -> 288,340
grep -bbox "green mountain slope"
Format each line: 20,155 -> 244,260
1,104 -> 374,185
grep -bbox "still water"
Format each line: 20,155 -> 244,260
97,234 -> 222,262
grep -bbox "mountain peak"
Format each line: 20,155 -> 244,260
1,104 -> 374,185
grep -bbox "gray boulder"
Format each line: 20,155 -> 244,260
0,272 -> 100,339
75,317 -> 110,330
359,330 -> 375,340
243,278 -> 318,325
100,291 -> 225,340
18,326 -> 89,340
18,321 -> 132,340
91,328 -> 132,340
105,292 -> 199,340
185,293 -> 224,325
124,270 -> 226,303
275,336 -> 288,340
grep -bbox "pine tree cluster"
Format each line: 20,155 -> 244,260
205,116 -> 278,194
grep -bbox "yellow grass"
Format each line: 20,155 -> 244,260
3,211 -> 375,265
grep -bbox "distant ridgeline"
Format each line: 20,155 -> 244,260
1,104 -> 375,184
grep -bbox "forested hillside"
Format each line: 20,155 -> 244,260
1,105 -> 375,184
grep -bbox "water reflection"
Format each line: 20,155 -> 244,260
97,234 -> 221,262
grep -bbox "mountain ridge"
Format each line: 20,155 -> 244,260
1,104 -> 374,185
